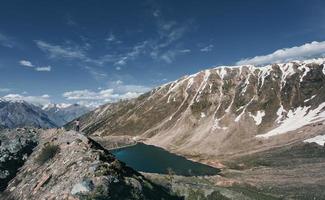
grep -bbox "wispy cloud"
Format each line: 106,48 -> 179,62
18,59 -> 52,72
114,41 -> 149,66
106,32 -> 116,42
160,49 -> 191,63
180,49 -> 191,53
0,88 -> 10,92
3,93 -> 51,106
19,60 -> 34,67
236,41 -> 325,65
35,40 -> 87,60
34,9 -> 192,79
0,32 -> 15,48
66,15 -> 78,27
149,12 -> 190,63
200,44 -> 214,52
84,66 -> 107,81
35,39 -> 117,66
35,66 -> 51,72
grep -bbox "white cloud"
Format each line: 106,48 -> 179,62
19,60 -> 34,67
0,88 -> 10,92
35,10 -> 190,68
19,59 -> 52,72
0,33 -> 15,48
85,66 -> 107,81
63,83 -> 151,107
41,94 -> 50,98
35,40 -> 118,66
106,32 -> 116,42
66,15 -> 78,26
35,40 -> 87,60
180,49 -> 191,53
153,10 -> 160,17
115,66 -> 121,70
236,41 -> 325,65
147,9 -> 191,64
35,66 -> 51,72
114,57 -> 127,65
115,80 -> 123,85
159,49 -> 191,63
200,44 -> 214,52
3,93 -> 51,106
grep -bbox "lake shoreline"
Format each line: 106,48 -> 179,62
110,142 -> 220,176
92,135 -> 224,172
142,140 -> 226,169
105,142 -> 138,151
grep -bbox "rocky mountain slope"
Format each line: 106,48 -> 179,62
43,103 -> 91,126
0,100 -> 58,128
0,100 -> 90,129
0,129 -> 181,200
0,128 -> 39,191
74,58 -> 325,161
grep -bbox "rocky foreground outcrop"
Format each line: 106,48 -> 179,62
0,128 -> 39,191
0,129 -> 181,200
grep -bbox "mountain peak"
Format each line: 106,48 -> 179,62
73,58 -> 325,162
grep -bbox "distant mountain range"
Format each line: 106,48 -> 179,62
42,103 -> 91,126
0,99 -> 91,128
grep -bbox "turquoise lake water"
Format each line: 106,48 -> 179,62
110,143 -> 220,176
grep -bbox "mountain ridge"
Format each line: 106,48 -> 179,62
0,129 -> 181,200
0,100 -> 90,128
72,58 -> 325,161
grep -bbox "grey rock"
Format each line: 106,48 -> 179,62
71,179 -> 94,195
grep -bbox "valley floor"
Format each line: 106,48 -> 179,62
95,136 -> 325,200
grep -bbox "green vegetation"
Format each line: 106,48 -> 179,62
187,189 -> 230,200
230,185 -> 280,200
36,144 -> 60,165
166,167 -> 175,188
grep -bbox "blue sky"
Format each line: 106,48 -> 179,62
1,0 -> 325,107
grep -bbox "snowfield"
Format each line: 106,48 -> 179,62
304,135 -> 325,146
256,102 -> 325,138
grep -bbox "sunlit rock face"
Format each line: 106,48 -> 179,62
74,58 -> 325,159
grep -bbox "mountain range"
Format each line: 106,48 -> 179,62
73,58 -> 325,162
0,100 -> 90,128
2,58 -> 325,199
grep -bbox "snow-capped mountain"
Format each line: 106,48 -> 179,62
42,103 -> 91,126
0,99 -> 57,128
0,99 -> 91,129
73,58 -> 325,160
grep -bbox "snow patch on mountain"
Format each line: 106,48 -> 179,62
275,105 -> 287,124
256,102 -> 325,138
212,118 -> 227,131
249,110 -> 265,125
200,112 -> 206,118
304,95 -> 317,103
304,135 -> 325,146
299,65 -> 311,82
